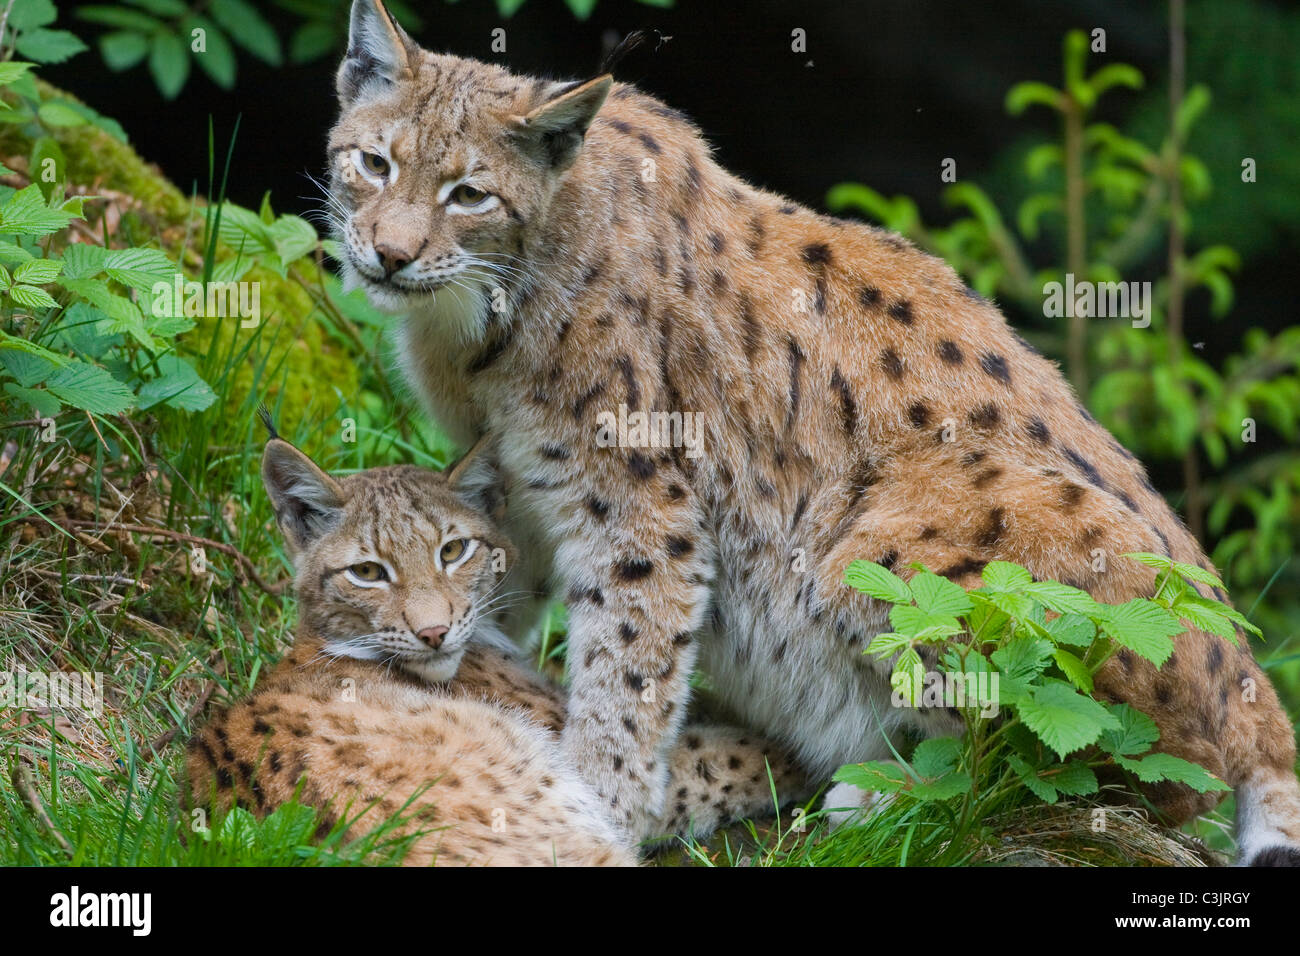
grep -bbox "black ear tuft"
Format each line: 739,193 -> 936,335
257,403 -> 278,441
596,29 -> 669,78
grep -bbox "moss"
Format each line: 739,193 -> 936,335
1,80 -> 360,425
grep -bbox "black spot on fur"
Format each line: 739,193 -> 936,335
880,348 -> 905,380
572,382 -> 607,421
540,443 -> 570,461
888,300 -> 914,325
802,242 -> 832,267
665,535 -> 694,558
1208,642 -> 1224,675
969,403 -> 1000,429
858,286 -> 881,308
585,496 -> 609,520
1027,418 -> 1050,445
786,336 -> 805,431
979,352 -> 1011,384
614,558 -> 654,582
908,401 -> 931,428
938,340 -> 964,365
939,557 -> 987,579
618,622 -> 638,643
628,451 -> 656,480
977,507 -> 1007,548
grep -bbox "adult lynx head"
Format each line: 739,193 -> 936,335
328,0 -> 611,321
262,437 -> 514,682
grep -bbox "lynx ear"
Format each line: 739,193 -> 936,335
337,0 -> 419,106
446,436 -> 504,520
511,75 -> 612,171
262,439 -> 347,557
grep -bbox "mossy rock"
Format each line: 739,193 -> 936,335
0,80 -> 360,426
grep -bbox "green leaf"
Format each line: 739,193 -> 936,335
29,135 -> 64,200
210,0 -> 282,65
1007,754 -> 1058,803
102,246 -> 176,293
43,361 -> 134,415
1098,703 -> 1160,757
981,561 -> 1033,591
186,16 -> 237,89
0,61 -> 34,87
77,6 -> 164,33
0,183 -> 77,237
12,257 -> 61,287
564,0 -> 598,18
1018,680 -> 1121,760
865,631 -> 909,659
59,243 -> 108,279
1115,753 -> 1229,793
908,772 -> 971,802
8,283 -> 57,309
136,354 -> 216,412
289,20 -> 337,64
1006,80 -> 1063,115
1096,599 -> 1184,668
149,31 -> 191,100
1050,760 -> 1099,796
1052,648 -> 1093,693
909,571 -> 972,617
496,0 -> 529,15
4,382 -> 61,417
10,0 -> 57,31
992,635 -> 1054,683
910,736 -> 961,778
891,647 -> 925,706
831,761 -> 907,795
98,31 -> 150,71
1022,580 -> 1098,615
844,560 -> 911,604
125,0 -> 189,14
0,240 -> 32,267
267,213 -> 318,264
16,28 -> 88,64
888,604 -> 963,641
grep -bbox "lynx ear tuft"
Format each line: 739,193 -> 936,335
511,75 -> 612,172
337,0 -> 420,106
446,435 -> 504,520
262,439 -> 347,557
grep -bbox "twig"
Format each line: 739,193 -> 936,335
11,759 -> 74,857
59,518 -> 287,596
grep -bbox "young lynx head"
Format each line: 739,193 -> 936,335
262,437 -> 514,682
327,0 -> 611,322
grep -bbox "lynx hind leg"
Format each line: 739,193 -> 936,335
646,725 -> 815,843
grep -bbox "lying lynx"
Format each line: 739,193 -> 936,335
324,0 -> 1300,863
185,436 -> 808,866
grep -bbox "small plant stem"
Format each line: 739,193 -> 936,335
1063,93 -> 1088,395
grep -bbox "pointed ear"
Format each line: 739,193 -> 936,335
510,75 -> 612,171
337,0 -> 420,106
446,436 -> 504,521
262,439 -> 348,557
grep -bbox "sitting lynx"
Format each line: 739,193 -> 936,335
324,0 -> 1300,863
185,435 -> 808,866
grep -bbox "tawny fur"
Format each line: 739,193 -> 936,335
186,445 -> 810,866
324,0 -> 1300,862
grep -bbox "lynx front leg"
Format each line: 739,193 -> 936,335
552,480 -> 714,837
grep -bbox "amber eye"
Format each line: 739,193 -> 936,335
439,539 -> 467,564
349,561 -> 388,583
450,183 -> 488,206
360,152 -> 390,177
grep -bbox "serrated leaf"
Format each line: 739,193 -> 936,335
1018,680 -> 1121,760
4,382 -> 61,417
136,354 -> 216,412
865,631 -> 909,659
0,240 -> 32,267
59,244 -> 108,279
1171,560 -> 1224,589
1114,753 -> 1230,793
289,20 -> 337,64
1052,647 -> 1093,693
1096,599 -> 1184,668
888,603 -> 962,640
910,736 -> 961,778
1008,754 -> 1058,803
891,647 -> 925,706
831,761 -> 907,795
1022,580 -> 1098,615
16,28 -> 88,64
909,571 -> 972,617
981,561 -> 1033,591
1044,612 -> 1096,647
267,213 -> 318,263
0,183 -> 76,237
186,16 -> 236,89
210,0 -> 281,65
43,361 -> 133,414
1050,760 -> 1099,796
14,258 -> 61,285
102,246 -> 176,293
8,283 -> 57,309
1098,703 -> 1160,757
909,772 -> 971,802
844,560 -> 911,604
992,635 -> 1054,683
11,0 -> 57,30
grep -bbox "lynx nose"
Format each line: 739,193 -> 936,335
374,242 -> 413,276
417,625 -> 449,649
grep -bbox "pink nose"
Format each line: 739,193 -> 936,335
417,626 -> 449,649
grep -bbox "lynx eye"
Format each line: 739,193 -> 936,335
359,151 -> 390,177
449,183 -> 488,207
348,561 -> 388,583
439,538 -> 468,564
